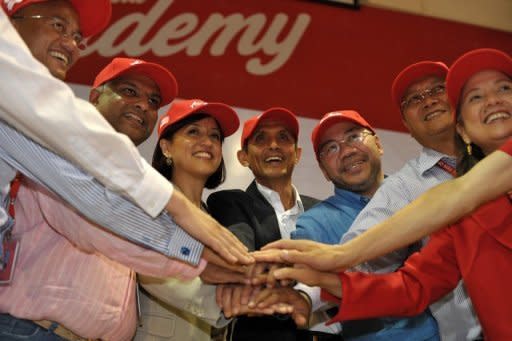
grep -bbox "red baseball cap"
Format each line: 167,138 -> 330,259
391,61 -> 449,111
93,58 -> 178,108
446,48 -> 512,112
240,107 -> 299,147
2,0 -> 112,38
311,110 -> 375,154
157,99 -> 240,138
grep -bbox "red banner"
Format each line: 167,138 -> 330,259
68,0 -> 512,132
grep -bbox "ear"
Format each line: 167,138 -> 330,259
401,116 -> 412,134
294,146 -> 303,164
456,122 -> 471,144
89,88 -> 101,104
159,139 -> 171,156
373,135 -> 384,156
318,161 -> 332,183
237,149 -> 249,167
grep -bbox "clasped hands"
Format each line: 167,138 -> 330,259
201,239 -> 347,327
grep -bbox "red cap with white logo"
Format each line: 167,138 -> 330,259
2,0 -> 112,38
391,61 -> 448,112
93,57 -> 178,108
446,48 -> 512,112
311,110 -> 375,154
158,99 -> 240,138
240,107 -> 299,147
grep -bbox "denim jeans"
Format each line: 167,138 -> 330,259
0,314 -> 66,341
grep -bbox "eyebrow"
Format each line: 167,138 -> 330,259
115,80 -> 162,99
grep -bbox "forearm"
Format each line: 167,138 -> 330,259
344,156 -> 510,269
0,14 -> 170,216
0,123 -> 203,264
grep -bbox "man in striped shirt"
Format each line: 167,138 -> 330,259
0,55 -> 209,341
342,61 -> 482,340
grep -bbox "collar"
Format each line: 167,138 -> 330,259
333,187 -> 371,205
256,181 -> 304,214
417,147 -> 457,176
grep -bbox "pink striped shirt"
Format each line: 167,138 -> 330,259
0,179 -> 206,340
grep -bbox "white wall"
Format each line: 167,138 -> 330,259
71,83 -> 421,200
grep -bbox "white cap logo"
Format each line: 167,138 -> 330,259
130,60 -> 143,65
5,0 -> 23,11
190,100 -> 205,109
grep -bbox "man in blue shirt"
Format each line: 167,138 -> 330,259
292,110 -> 440,340
292,110 -> 383,244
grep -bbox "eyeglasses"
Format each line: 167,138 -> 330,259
11,15 -> 85,50
400,84 -> 446,111
318,130 -> 373,160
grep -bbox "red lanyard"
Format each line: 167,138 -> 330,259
438,160 -> 512,202
8,173 -> 23,219
436,160 -> 457,177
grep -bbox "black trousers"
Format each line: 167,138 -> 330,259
227,316 -> 343,341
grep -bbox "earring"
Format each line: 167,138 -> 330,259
466,143 -> 472,156
165,156 -> 173,166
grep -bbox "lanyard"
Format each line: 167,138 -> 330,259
438,160 -> 512,202
436,159 -> 457,177
8,173 -> 23,219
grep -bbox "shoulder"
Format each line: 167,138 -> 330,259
299,194 -> 320,210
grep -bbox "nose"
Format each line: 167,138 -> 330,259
59,36 -> 79,61
485,91 -> 503,107
422,96 -> 438,109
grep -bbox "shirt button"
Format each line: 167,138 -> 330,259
180,246 -> 190,256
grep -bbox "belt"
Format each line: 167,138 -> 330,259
33,320 -> 93,341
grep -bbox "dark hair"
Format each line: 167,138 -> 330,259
152,113 -> 226,189
455,105 -> 485,177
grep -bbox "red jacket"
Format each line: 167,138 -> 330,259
323,196 -> 512,340
323,139 -> 512,340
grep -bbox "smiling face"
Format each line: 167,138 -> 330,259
237,118 -> 301,187
317,121 -> 383,196
11,0 -> 81,80
90,73 -> 162,146
401,76 -> 455,148
457,70 -> 512,155
159,116 -> 223,182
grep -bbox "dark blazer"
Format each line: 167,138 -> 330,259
207,180 -> 323,341
207,180 -> 319,251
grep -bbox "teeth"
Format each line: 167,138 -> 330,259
485,112 -> 510,124
125,113 -> 144,125
265,156 -> 282,162
49,51 -> 68,65
345,160 -> 364,171
425,110 -> 444,121
194,152 -> 212,159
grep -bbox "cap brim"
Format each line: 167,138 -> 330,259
191,103 -> 240,137
447,48 -> 512,110
259,108 -> 299,138
123,63 -> 178,107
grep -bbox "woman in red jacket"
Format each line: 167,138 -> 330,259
261,48 -> 512,340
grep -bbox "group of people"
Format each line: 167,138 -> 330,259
0,1 -> 510,341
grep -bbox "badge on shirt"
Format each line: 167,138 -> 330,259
0,239 -> 19,285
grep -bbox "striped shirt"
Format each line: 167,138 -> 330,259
343,147 -> 481,341
0,121 -> 203,264
0,178 -> 205,340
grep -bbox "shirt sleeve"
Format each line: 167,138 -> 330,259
0,10 -> 170,218
325,228 -> 461,323
500,138 -> 512,156
0,122 -> 204,265
26,180 -> 206,278
342,175 -> 414,273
